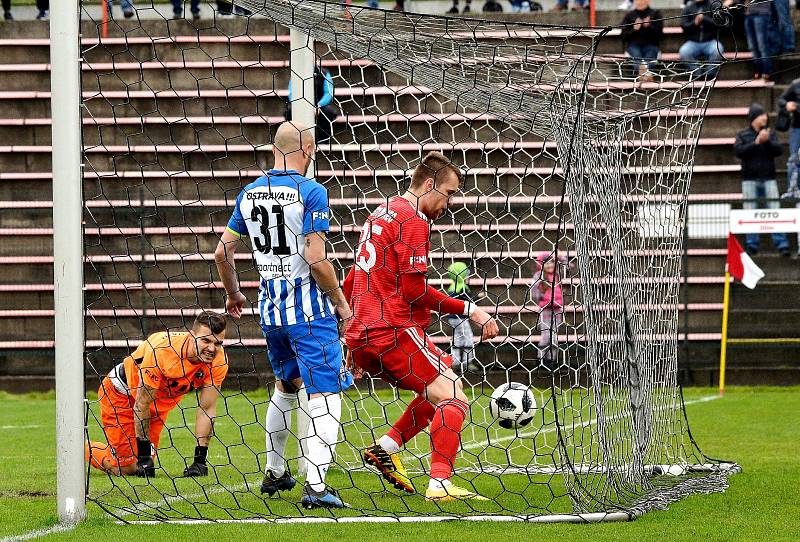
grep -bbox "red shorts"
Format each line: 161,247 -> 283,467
348,327 -> 453,394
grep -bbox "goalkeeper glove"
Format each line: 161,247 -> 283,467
135,438 -> 156,478
183,445 -> 209,477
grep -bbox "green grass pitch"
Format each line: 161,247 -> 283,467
1,386 -> 798,541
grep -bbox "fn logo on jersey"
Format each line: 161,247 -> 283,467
312,211 -> 329,221
409,255 -> 426,266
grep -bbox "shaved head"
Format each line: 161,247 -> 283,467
274,121 -> 315,155
272,120 -> 315,175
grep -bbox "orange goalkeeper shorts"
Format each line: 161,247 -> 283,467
95,377 -> 170,468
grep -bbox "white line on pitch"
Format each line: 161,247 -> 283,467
115,477 -> 260,519
0,522 -> 77,542
0,425 -> 44,430
456,394 -> 721,452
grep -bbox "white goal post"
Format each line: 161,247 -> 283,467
51,0 -> 87,525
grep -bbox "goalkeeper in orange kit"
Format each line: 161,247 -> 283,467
86,312 -> 229,477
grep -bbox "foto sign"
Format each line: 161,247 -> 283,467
729,208 -> 800,234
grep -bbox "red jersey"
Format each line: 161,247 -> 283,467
346,197 -> 431,343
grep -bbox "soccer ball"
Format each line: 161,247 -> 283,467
489,382 -> 536,429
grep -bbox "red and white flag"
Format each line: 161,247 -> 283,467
727,234 -> 764,289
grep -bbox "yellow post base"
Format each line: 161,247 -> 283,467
719,271 -> 732,395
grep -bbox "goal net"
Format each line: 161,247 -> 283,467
79,0 -> 738,522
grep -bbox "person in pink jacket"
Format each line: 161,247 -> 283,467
530,253 -> 564,368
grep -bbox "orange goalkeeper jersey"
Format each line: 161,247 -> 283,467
123,331 -> 228,410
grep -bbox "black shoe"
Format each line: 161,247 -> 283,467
301,483 -> 345,509
745,246 -> 758,256
172,9 -> 183,19
260,470 -> 297,496
462,6 -> 471,12
447,6 -> 459,13
192,10 -> 201,19
780,248 -> 791,258
3,11 -> 12,21
123,9 -> 134,18
36,10 -> 48,20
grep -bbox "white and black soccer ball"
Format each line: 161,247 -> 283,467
489,382 -> 536,429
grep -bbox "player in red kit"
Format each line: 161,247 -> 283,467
343,151 -> 499,501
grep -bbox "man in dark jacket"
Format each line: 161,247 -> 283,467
679,0 -> 725,79
734,103 -> 790,256
777,78 -> 800,199
620,0 -> 664,80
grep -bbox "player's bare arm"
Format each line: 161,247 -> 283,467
215,228 -> 248,318
469,307 -> 498,341
305,231 -> 352,323
133,382 -> 158,477
184,384 -> 222,477
195,384 -> 220,448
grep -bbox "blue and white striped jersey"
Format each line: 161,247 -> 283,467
226,169 -> 334,326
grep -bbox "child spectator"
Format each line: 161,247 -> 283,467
445,262 -> 479,374
531,253 -> 565,369
734,103 -> 790,256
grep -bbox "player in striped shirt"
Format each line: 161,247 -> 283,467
343,151 -> 500,501
215,121 -> 353,509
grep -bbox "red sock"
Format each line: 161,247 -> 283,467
429,398 -> 469,480
386,395 -> 436,447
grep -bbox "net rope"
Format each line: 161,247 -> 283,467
80,0 -> 739,521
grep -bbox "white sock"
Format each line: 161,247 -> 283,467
265,389 -> 298,477
428,477 -> 453,491
305,394 -> 342,493
379,434 -> 401,454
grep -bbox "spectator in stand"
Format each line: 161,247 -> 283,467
530,253 -> 565,369
106,0 -> 134,19
742,0 -> 774,80
620,0 -> 664,81
551,0 -> 588,12
771,0 -> 796,55
216,1 -> 251,16
445,262 -> 479,375
482,0 -> 504,11
446,0 -> 472,13
734,103 -> 791,257
777,78 -> 800,200
679,0 -> 724,80
172,0 -> 200,19
2,0 -> 49,20
776,79 -> 800,255
285,66 -> 338,144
